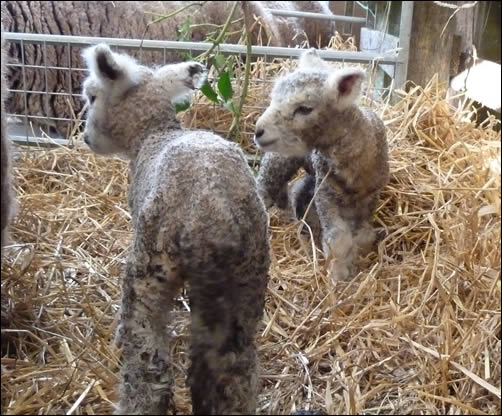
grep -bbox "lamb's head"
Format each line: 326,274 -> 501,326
254,49 -> 365,156
81,43 -> 207,158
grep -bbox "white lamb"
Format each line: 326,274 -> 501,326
81,43 -> 270,415
255,49 -> 389,282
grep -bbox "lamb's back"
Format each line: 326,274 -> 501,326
130,131 -> 268,269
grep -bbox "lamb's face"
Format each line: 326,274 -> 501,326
254,49 -> 366,156
81,44 -> 206,158
254,71 -> 329,156
82,70 -> 151,156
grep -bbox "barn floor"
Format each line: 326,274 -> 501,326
1,71 -> 501,414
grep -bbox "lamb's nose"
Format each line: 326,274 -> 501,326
255,128 -> 264,139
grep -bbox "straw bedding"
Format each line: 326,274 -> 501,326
1,46 -> 501,415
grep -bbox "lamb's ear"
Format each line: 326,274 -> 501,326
298,48 -> 324,70
185,62 -> 207,90
155,61 -> 207,102
82,43 -> 138,85
326,67 -> 366,110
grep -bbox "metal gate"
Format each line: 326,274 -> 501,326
3,1 -> 413,146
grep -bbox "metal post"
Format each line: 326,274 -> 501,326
394,1 -> 414,90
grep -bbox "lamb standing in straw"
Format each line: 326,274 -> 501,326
255,49 -> 389,282
81,43 -> 270,414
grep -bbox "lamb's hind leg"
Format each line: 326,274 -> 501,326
187,266 -> 267,415
115,248 -> 182,415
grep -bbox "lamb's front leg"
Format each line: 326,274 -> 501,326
257,152 -> 306,210
289,174 -> 322,246
352,220 -> 377,257
314,175 -> 356,282
115,247 -> 182,415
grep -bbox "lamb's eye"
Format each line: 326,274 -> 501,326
89,95 -> 96,104
294,106 -> 313,116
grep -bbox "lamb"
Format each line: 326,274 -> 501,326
81,43 -> 270,414
2,1 -> 336,139
1,21 -> 16,254
254,49 -> 389,282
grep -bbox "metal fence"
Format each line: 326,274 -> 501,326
3,1 -> 413,147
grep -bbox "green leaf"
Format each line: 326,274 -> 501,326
175,100 -> 191,113
226,57 -> 234,80
181,51 -> 193,61
175,17 -> 192,42
182,18 -> 191,35
200,80 -> 219,104
217,71 -> 233,102
213,54 -> 226,71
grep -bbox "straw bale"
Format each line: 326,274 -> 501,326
1,40 -> 500,415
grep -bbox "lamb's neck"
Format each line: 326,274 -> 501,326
127,116 -> 182,158
145,117 -> 182,138
315,106 -> 363,157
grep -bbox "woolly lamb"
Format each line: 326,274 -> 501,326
2,1 -> 335,139
255,49 -> 389,282
81,43 -> 270,414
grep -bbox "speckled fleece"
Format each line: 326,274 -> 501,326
82,44 -> 270,414
255,50 -> 389,281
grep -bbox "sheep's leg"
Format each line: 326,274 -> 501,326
188,276 -> 266,414
352,220 -> 376,257
257,152 -> 306,210
314,183 -> 356,282
322,216 -> 356,282
289,174 -> 322,246
115,252 -> 182,415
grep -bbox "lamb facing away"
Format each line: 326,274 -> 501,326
2,0 -> 336,139
254,49 -> 389,282
81,44 -> 270,414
